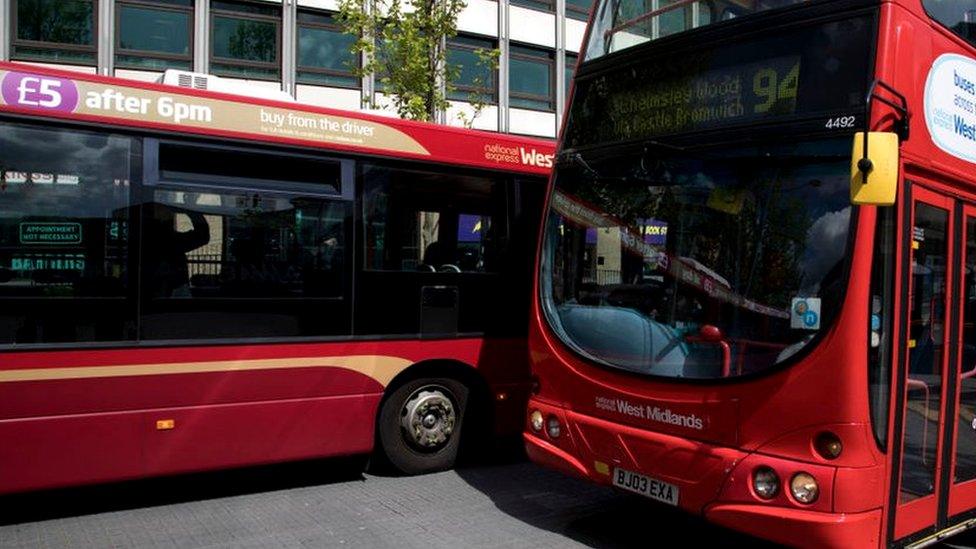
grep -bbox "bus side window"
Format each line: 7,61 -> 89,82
0,121 -> 138,345
361,164 -> 504,274
139,144 -> 353,340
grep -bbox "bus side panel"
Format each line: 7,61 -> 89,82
0,409 -> 146,493
141,394 -> 381,478
0,392 -> 381,494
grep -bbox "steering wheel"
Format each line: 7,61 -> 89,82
438,264 -> 462,273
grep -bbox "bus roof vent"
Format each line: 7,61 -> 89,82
157,69 -> 295,102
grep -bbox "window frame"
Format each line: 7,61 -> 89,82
10,0 -> 98,66
147,139 -> 354,201
139,137 -> 355,340
508,44 -> 555,112
564,52 -> 578,96
565,0 -> 591,21
509,0 -> 554,14
115,0 -> 194,70
295,9 -> 361,89
209,0 -> 282,80
446,34 -> 498,104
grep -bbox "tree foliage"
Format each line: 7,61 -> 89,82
336,0 -> 498,124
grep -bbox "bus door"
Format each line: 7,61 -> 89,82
892,184 -> 976,540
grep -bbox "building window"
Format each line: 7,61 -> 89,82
509,45 -> 554,111
659,0 -> 691,37
566,0 -> 591,21
12,0 -> 96,65
297,11 -> 359,89
116,0 -> 193,71
373,37 -> 396,93
565,53 -> 577,96
446,35 -> 497,103
210,0 -> 281,80
510,0 -> 553,13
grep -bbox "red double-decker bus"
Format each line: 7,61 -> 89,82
0,61 -> 554,493
526,0 -> 976,545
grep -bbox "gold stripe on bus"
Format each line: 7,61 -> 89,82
0,355 -> 413,387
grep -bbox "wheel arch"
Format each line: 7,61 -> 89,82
376,358 -> 494,456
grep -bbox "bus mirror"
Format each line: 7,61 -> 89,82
850,131 -> 899,206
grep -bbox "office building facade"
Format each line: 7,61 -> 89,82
1,0 -> 591,137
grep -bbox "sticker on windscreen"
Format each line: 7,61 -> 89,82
791,297 -> 821,330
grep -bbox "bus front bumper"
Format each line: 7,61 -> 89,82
705,504 -> 882,548
524,398 -> 882,548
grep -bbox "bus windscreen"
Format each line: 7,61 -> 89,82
565,16 -> 873,148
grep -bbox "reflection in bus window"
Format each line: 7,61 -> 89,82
901,203 -> 948,502
362,164 -> 502,273
0,122 -> 136,344
140,186 -> 350,339
543,138 -> 852,379
957,217 -> 976,485
923,0 -> 976,47
585,0 -> 813,61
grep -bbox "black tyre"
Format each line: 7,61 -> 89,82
377,377 -> 469,475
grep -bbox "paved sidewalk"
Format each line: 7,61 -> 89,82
0,458 -> 772,549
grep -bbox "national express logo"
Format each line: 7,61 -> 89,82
484,143 -> 554,168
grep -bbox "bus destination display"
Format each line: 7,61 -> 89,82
600,56 -> 799,143
564,16 -> 874,147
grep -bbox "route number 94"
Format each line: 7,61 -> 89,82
825,116 -> 856,129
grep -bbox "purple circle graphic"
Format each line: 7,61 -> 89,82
2,72 -> 80,113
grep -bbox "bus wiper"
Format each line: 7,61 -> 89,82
558,148 -> 679,186
557,150 -> 625,182
641,139 -> 687,152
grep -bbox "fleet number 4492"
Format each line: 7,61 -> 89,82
825,115 -> 856,129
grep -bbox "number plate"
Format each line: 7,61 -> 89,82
612,467 -> 679,506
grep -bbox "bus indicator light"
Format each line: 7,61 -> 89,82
594,461 -> 610,475
156,419 -> 175,430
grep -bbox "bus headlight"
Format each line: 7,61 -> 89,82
752,466 -> 779,499
546,415 -> 562,438
790,473 -> 819,504
529,410 -> 544,433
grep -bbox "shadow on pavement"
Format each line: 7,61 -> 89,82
0,455 -> 367,526
455,462 -> 781,549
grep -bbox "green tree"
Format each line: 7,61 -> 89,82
336,0 -> 498,124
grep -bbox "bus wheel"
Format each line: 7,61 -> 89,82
378,377 -> 469,475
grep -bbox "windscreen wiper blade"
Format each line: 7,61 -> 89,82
556,150 -> 624,182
